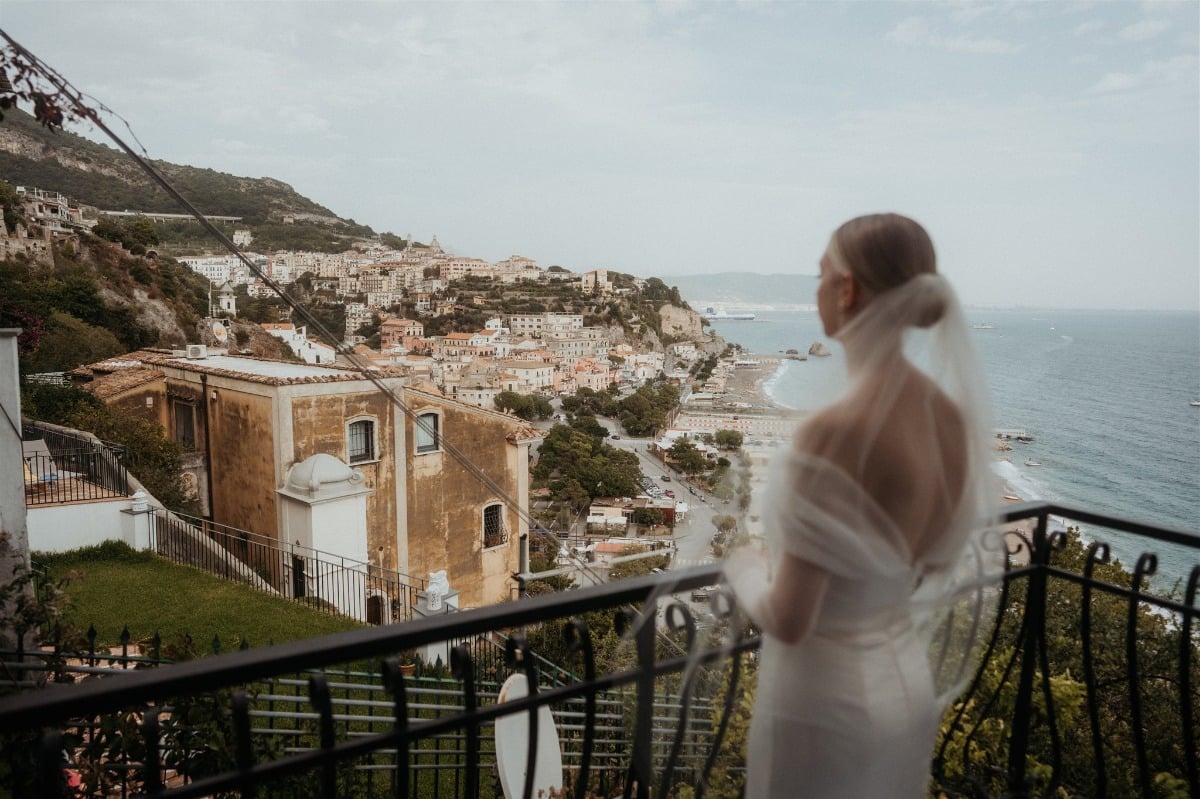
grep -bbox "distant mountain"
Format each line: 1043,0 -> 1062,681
657,272 -> 820,310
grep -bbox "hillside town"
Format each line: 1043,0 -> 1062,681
5,180 -> 808,618
5,184 -> 715,403
183,234 -> 693,404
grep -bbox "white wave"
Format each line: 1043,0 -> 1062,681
991,459 -> 1052,502
762,360 -> 796,410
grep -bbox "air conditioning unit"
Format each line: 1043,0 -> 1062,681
186,344 -> 208,360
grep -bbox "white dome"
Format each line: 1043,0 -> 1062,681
285,453 -> 363,495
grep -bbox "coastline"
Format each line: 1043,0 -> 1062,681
718,353 -> 1030,546
722,356 -> 791,413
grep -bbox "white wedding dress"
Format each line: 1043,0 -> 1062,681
744,452 -> 943,799
726,272 -> 1001,799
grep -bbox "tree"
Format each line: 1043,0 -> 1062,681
0,180 -> 23,233
125,216 -> 160,250
712,514 -> 738,535
494,391 -> 553,421
524,538 -> 574,596
379,231 -> 408,250
534,420 -> 641,505
22,383 -> 196,513
617,383 -> 678,437
562,387 -> 615,417
714,429 -> 744,450
668,438 -> 708,475
630,508 -> 664,526
24,310 -> 125,373
569,412 -> 607,439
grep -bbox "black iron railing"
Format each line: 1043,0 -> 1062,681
22,449 -> 130,505
936,503 -> 1199,799
0,502 -> 1196,798
22,421 -> 130,505
148,508 -> 426,624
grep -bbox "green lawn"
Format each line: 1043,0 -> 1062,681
34,542 -> 365,652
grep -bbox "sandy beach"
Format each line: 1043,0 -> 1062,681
721,357 -> 788,410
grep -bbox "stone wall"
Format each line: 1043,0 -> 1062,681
404,394 -> 523,608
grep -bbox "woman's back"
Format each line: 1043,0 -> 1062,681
731,213 -> 997,798
796,361 -> 967,565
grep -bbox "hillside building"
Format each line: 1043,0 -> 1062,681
71,351 -> 540,609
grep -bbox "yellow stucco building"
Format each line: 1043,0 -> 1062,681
74,349 -> 541,611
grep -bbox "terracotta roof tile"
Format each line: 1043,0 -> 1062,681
80,366 -> 162,400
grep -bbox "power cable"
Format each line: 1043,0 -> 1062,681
0,28 -> 640,594
2,36 -> 703,674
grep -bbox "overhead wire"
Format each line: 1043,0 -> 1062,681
0,27 -> 667,597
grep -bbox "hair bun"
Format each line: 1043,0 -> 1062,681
910,293 -> 946,328
905,273 -> 948,328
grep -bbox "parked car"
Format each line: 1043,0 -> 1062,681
661,475 -> 671,482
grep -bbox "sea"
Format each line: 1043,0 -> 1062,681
703,308 -> 1200,588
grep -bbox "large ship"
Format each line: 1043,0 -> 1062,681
702,306 -> 756,321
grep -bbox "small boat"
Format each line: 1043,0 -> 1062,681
1024,459 -> 1041,467
971,323 -> 996,330
1003,494 -> 1022,502
1191,400 -> 1200,407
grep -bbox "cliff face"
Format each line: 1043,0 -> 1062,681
658,304 -> 704,341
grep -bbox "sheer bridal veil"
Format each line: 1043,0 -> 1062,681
723,261 -> 1008,704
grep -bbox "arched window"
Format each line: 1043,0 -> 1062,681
347,417 -> 377,464
483,503 -> 507,548
415,411 -> 440,454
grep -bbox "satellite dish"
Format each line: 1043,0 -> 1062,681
494,673 -> 563,799
212,321 -> 229,343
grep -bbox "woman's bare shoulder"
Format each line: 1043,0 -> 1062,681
792,404 -> 862,461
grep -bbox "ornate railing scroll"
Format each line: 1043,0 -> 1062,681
0,502 -> 1196,798
931,501 -> 1199,799
0,565 -> 748,798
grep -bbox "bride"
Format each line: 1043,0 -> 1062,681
724,213 -> 999,798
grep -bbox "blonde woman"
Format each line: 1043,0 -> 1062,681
725,214 -> 998,798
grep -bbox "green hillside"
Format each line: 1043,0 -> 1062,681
0,107 -> 384,254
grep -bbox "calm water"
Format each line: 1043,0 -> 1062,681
706,308 -> 1200,584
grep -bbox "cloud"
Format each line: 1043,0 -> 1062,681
1088,53 -> 1199,94
1119,18 -> 1171,41
887,16 -> 1022,54
1090,72 -> 1141,94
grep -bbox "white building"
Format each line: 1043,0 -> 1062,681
261,323 -> 337,365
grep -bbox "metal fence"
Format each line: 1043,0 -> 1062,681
22,420 -> 125,461
22,421 -> 130,506
0,502 -> 1196,799
22,449 -> 130,506
148,508 -> 427,624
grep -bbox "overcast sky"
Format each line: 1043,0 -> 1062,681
3,1 -> 1197,310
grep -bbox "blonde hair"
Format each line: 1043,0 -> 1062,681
827,213 -> 943,327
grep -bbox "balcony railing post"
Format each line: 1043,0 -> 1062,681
1008,513 -> 1050,793
2,501 -> 1192,798
1127,553 -> 1158,796
629,607 -> 655,799
1182,566 -> 1200,797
